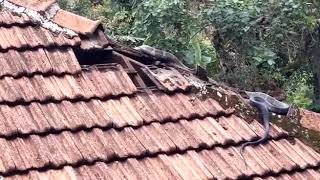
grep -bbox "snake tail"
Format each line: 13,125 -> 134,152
240,98 -> 270,167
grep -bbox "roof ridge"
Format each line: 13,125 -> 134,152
0,0 -> 102,38
0,0 -> 77,37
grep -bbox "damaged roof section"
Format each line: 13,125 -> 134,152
146,67 -> 192,92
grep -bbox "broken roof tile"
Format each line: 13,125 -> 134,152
147,67 -> 192,92
300,108 -> 320,132
53,9 -> 101,36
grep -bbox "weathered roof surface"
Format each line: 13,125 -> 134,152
0,0 -> 320,180
0,25 -> 80,50
300,109 -> 320,132
0,11 -> 31,25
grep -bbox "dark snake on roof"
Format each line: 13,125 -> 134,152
240,92 -> 290,167
134,45 -> 190,70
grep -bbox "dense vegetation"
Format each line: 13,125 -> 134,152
58,0 -> 320,112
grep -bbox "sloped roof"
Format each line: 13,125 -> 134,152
0,0 -> 320,179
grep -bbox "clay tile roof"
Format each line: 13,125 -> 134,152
0,26 -> 80,50
53,9 -> 102,35
0,1 -> 320,180
7,0 -> 56,12
0,11 -> 31,26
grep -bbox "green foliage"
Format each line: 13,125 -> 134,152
249,46 -> 277,68
57,0 -> 94,17
201,0 -> 316,68
191,37 -> 202,66
286,71 -> 313,108
309,104 -> 320,113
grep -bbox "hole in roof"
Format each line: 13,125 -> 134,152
73,47 -> 158,90
73,48 -> 114,66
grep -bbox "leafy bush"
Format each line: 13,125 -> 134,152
286,71 -> 313,108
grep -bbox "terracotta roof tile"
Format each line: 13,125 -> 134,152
5,150 -> 320,179
0,11 -> 32,26
0,48 -> 81,77
0,94 -> 231,138
0,67 -> 136,104
0,117 -> 299,177
7,0 -> 56,12
53,9 -> 101,35
0,26 -> 80,50
255,170 -> 320,180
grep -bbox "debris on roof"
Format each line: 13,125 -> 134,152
0,0 -> 319,179
146,66 -> 192,92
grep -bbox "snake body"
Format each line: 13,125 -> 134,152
240,97 -> 270,166
240,92 -> 289,167
135,45 -> 189,70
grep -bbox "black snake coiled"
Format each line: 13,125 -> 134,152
240,92 -> 289,167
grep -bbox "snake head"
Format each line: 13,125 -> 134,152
245,91 -> 290,115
